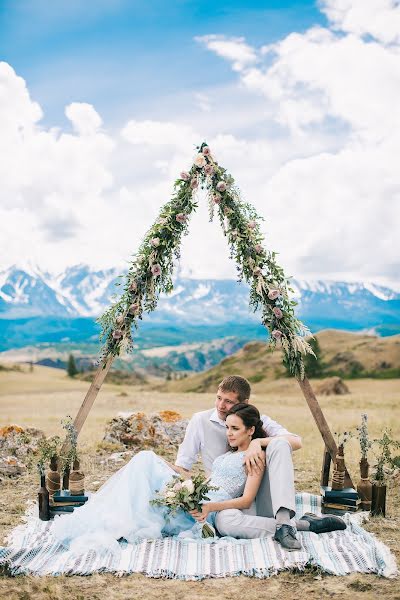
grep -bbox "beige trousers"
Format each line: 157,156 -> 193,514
215,438 -> 296,538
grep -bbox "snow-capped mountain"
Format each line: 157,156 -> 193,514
0,264 -> 399,333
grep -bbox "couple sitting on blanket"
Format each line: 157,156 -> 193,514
51,375 -> 346,553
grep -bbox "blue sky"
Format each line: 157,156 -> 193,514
0,0 -> 399,287
0,0 -> 325,127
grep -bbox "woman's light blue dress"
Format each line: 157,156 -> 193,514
51,450 -> 247,553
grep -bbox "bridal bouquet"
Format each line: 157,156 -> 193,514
151,473 -> 219,538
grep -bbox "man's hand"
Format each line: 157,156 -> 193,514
189,505 -> 210,523
244,439 -> 266,476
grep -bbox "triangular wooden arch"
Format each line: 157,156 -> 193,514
66,143 -> 353,489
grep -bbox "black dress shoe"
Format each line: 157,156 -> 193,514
274,525 -> 302,551
300,512 -> 347,534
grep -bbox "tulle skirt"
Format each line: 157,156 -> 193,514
50,451 -> 224,554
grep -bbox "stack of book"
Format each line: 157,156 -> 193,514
50,490 -> 89,515
321,486 -> 360,515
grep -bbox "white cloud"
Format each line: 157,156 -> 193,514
194,0 -> 400,284
195,35 -> 258,71
321,0 -> 400,44
121,120 -> 199,151
65,102 -> 103,136
1,0 -> 399,289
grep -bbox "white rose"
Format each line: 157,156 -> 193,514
193,153 -> 206,168
165,491 -> 176,499
182,479 -> 195,494
173,482 -> 182,491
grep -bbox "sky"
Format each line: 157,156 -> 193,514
0,0 -> 399,288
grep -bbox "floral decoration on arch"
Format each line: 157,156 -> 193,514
98,142 -> 314,378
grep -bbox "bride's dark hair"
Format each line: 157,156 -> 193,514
226,403 -> 266,440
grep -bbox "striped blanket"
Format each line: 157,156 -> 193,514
0,493 -> 397,579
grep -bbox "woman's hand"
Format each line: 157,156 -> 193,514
244,439 -> 266,476
188,505 -> 210,523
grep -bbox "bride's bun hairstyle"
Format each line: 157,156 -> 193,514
226,403 -> 266,440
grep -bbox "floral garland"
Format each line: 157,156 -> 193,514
98,142 -> 314,378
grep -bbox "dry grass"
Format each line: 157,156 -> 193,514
0,366 -> 399,600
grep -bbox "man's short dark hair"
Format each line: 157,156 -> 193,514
218,375 -> 251,402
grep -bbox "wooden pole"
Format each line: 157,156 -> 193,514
297,376 -> 354,489
61,354 -> 114,455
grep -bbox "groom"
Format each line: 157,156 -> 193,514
175,375 -> 345,550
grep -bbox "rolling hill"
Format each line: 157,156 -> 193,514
165,330 -> 400,393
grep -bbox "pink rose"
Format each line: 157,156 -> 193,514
271,329 -> 282,340
129,281 -> 137,292
248,220 -> 256,230
194,154 -> 206,168
112,329 -> 123,340
190,177 -> 198,189
268,289 -> 280,300
216,181 -> 227,192
224,207 -> 231,215
176,213 -> 187,224
151,264 -> 161,277
255,244 -> 263,254
180,171 -> 190,181
204,164 -> 214,176
253,267 -> 262,276
273,307 -> 283,319
116,315 -> 125,325
202,146 -> 211,155
150,237 -> 160,247
128,302 -> 140,315
213,193 -> 221,204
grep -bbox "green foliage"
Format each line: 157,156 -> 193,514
356,413 -> 372,460
97,142 -> 314,379
304,337 -> 323,378
35,435 -> 61,474
372,429 -> 400,483
67,353 -> 78,377
60,415 -> 78,470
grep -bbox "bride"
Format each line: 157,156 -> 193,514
51,403 -> 345,552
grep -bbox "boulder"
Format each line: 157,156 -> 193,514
0,424 -> 45,476
315,377 -> 350,396
103,410 -> 188,451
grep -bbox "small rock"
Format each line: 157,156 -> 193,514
0,455 -> 26,476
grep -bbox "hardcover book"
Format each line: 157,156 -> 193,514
53,491 -> 88,503
321,486 -> 359,500
322,502 -> 358,512
322,496 -> 360,507
49,505 -> 75,513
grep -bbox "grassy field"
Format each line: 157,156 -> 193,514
0,365 -> 399,599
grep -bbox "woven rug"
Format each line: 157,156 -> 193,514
0,493 -> 397,579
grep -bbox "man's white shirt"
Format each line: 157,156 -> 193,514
175,408 -> 299,473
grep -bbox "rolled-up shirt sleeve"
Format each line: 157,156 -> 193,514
261,415 -> 300,439
175,413 -> 202,471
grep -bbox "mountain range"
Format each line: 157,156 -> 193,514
0,263 -> 399,331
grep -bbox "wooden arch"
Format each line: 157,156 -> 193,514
65,146 -> 353,489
